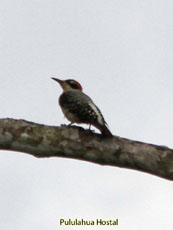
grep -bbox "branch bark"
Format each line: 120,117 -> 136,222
0,118 -> 172,181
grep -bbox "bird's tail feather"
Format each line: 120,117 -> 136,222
100,125 -> 113,137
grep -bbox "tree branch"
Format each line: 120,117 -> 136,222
0,118 -> 172,181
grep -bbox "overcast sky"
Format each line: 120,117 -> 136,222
0,0 -> 173,230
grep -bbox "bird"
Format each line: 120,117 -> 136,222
52,78 -> 113,137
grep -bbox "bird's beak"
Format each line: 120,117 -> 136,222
52,78 -> 68,91
51,78 -> 63,85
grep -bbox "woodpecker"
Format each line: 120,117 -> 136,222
52,78 -> 113,137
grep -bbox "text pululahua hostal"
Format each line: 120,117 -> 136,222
59,218 -> 118,226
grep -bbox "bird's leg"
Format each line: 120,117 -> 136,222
89,124 -> 95,133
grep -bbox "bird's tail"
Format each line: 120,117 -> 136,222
100,125 -> 113,137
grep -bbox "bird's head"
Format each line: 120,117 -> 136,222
52,78 -> 83,91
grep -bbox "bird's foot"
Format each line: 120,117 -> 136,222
68,122 -> 74,126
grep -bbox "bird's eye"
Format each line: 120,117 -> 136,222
70,83 -> 79,89
66,79 -> 82,90
68,80 -> 78,89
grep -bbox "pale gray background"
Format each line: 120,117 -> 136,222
0,0 -> 172,230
